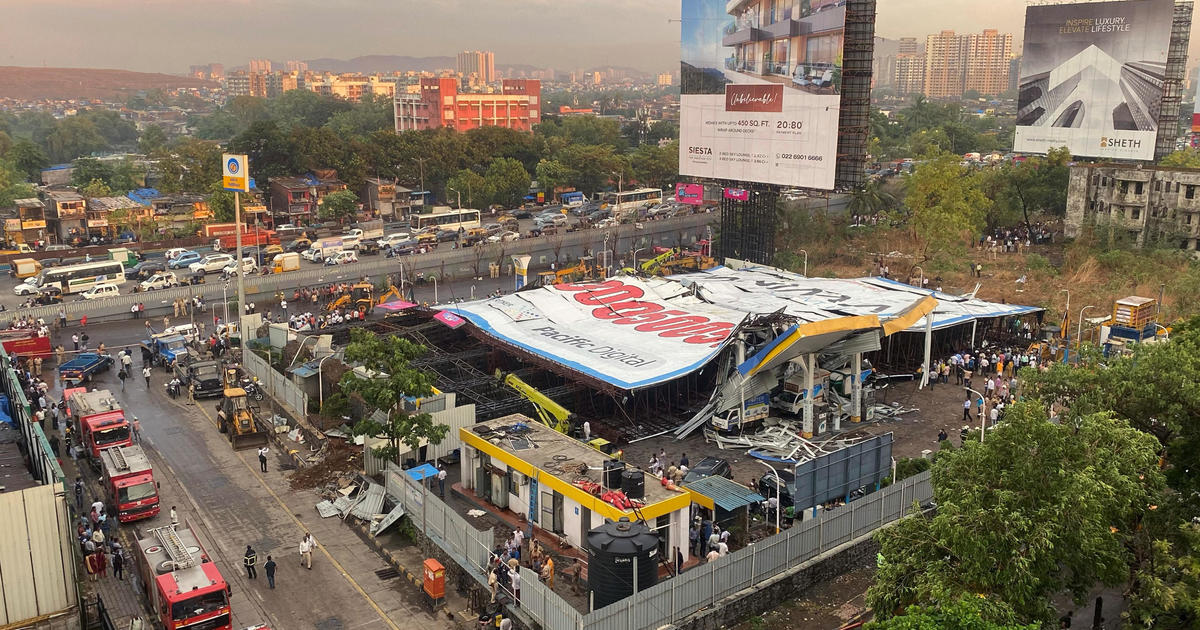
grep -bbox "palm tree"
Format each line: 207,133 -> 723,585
847,180 -> 896,217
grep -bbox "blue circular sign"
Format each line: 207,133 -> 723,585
226,157 -> 240,175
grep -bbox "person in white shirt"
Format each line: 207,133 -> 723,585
299,533 -> 314,569
436,464 -> 447,498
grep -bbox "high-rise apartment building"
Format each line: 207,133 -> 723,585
657,73 -> 673,86
249,59 -> 272,74
923,31 -> 967,99
456,51 -> 496,83
893,37 -> 924,95
964,29 -> 1013,96
286,60 -> 309,73
921,30 -> 1012,99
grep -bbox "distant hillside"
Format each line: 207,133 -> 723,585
0,66 -> 215,100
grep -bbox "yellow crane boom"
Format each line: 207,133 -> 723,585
497,371 -> 572,434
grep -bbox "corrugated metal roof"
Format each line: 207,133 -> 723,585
351,482 -> 386,520
684,475 -> 765,511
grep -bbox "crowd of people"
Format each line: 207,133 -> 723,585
923,343 -> 1044,441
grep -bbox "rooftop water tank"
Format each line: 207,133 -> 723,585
586,517 -> 659,609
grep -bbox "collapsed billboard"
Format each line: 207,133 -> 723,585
1014,0 -> 1175,161
445,278 -> 747,390
679,0 -> 845,189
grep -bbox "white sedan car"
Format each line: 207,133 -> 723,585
221,257 -> 258,277
139,272 -> 178,291
324,250 -> 358,266
189,253 -> 235,274
487,230 -> 521,243
13,278 -> 40,296
377,233 -> 411,249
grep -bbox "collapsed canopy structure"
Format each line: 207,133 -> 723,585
444,264 -> 1039,392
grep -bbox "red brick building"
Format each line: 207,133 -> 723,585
394,78 -> 540,133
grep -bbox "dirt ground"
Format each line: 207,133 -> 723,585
732,562 -> 876,630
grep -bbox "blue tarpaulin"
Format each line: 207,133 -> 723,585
405,463 -> 438,481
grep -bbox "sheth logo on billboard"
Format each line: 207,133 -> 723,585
725,85 -> 783,112
1099,136 -> 1141,149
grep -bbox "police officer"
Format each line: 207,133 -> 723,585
243,545 -> 257,579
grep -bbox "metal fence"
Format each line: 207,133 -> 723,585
504,470 -> 934,630
383,461 -> 495,576
243,349 -> 310,419
0,346 -> 65,485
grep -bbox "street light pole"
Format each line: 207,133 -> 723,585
798,249 -> 808,276
632,247 -> 647,270
432,276 -> 438,304
912,265 -> 924,288
448,187 -> 462,209
758,461 -> 781,534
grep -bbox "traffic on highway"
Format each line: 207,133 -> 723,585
0,200 -> 713,313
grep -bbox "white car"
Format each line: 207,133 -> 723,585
487,230 -> 521,243
163,323 -> 198,343
189,253 -> 235,274
80,283 -> 120,300
377,233 -> 412,249
13,278 -> 40,296
324,250 -> 358,266
595,217 -> 618,229
535,214 -> 567,229
165,247 -> 190,260
221,257 -> 258,277
139,272 -> 178,291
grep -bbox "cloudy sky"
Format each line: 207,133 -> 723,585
0,0 -> 1152,74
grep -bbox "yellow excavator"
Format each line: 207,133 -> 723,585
496,370 -> 573,434
216,368 -> 268,449
327,282 -> 376,314
536,256 -> 605,287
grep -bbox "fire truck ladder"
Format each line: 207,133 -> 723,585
110,446 -> 129,471
153,525 -> 197,570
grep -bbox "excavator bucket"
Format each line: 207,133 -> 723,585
229,413 -> 269,450
219,389 -> 270,450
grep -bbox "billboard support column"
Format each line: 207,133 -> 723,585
849,352 -> 862,425
802,353 -> 815,438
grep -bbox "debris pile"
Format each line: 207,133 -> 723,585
288,441 -> 361,490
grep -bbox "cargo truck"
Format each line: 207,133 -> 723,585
345,220 -> 384,247
66,388 -> 132,470
135,524 -> 232,630
301,237 -> 343,262
58,352 -> 115,385
99,445 -> 161,522
212,227 -> 278,252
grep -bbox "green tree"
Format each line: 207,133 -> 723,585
324,94 -> 394,139
865,595 -> 1037,630
899,150 -> 989,262
446,169 -> 487,208
5,139 -> 49,181
71,158 -> 114,188
534,159 -> 573,194
79,109 -> 138,146
79,178 -> 113,199
45,117 -> 107,163
555,144 -> 628,194
191,110 -> 241,140
1160,148 -> 1200,168
108,157 -> 144,192
154,138 -> 222,193
0,162 -> 35,208
868,402 -> 1164,625
483,157 -> 531,208
847,180 -> 897,216
138,124 -> 168,154
228,120 -> 295,182
207,182 -> 236,222
317,189 -> 359,225
988,147 -> 1071,233
629,141 -> 679,189
341,329 -> 446,463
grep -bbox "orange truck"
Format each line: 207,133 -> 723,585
66,388 -> 133,471
99,444 -> 160,522
208,224 -> 278,252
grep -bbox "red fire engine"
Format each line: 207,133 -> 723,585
135,524 -> 232,630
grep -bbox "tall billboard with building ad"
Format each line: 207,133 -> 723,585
1014,0 -> 1174,161
679,0 -> 846,189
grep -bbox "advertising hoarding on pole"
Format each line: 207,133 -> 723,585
222,153 -> 250,192
679,0 -> 846,189
1014,0 -> 1174,161
675,183 -> 705,205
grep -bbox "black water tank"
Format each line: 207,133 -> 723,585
602,460 -> 624,489
621,469 -> 645,500
586,517 -> 660,609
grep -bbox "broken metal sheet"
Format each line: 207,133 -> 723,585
332,495 -> 355,516
371,502 -> 406,537
350,482 -> 386,521
315,500 -> 340,518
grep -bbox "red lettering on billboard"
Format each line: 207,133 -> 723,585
725,85 -> 784,113
556,280 -> 735,346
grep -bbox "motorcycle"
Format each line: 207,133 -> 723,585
241,377 -> 265,401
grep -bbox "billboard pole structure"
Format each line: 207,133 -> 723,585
222,154 -> 250,352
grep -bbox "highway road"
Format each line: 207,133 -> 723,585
2,212 -> 716,324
